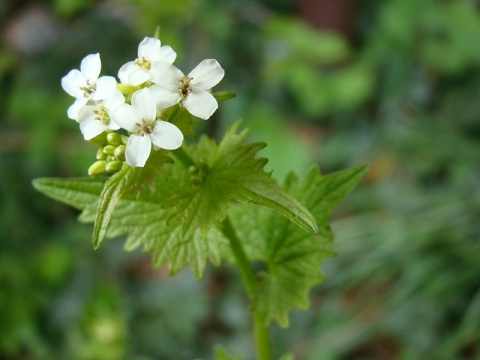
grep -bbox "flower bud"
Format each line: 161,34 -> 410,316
114,145 -> 126,161
96,147 -> 107,160
88,160 -> 107,176
106,161 -> 123,173
103,145 -> 116,155
88,132 -> 108,146
106,155 -> 116,162
107,132 -> 122,146
121,135 -> 129,145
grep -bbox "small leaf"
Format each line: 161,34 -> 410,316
214,345 -> 240,360
230,164 -> 368,326
213,90 -> 237,102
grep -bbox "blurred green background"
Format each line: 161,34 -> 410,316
1,0 -> 480,359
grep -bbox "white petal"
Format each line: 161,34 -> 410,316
67,98 -> 88,120
149,84 -> 181,109
107,120 -> 121,131
151,45 -> 177,63
189,59 -> 225,90
79,115 -> 106,140
131,88 -> 156,121
126,134 -> 152,167
183,90 -> 218,120
77,105 -> 96,123
118,61 -> 135,84
109,103 -> 138,132
62,69 -> 87,98
119,62 -> 150,85
80,53 -> 101,82
103,90 -> 125,110
150,62 -> 184,90
93,76 -> 118,100
150,121 -> 184,150
138,37 -> 160,59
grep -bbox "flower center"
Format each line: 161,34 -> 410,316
179,76 -> 192,99
93,104 -> 110,125
134,118 -> 155,135
80,80 -> 96,98
134,56 -> 151,71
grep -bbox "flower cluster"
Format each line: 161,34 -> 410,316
62,37 -> 225,169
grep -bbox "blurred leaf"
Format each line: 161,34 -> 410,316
54,0 -> 94,16
214,344 -> 240,360
264,17 -> 349,63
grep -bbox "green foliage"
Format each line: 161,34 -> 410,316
213,344 -> 240,360
34,122 -> 319,279
7,0 -> 480,357
230,165 -> 367,327
91,149 -> 173,249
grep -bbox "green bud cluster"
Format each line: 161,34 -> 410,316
88,132 -> 128,176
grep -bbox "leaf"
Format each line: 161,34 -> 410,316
34,149 -> 172,249
214,345 -> 240,360
36,123 -> 317,278
33,121 -> 318,279
148,120 -> 317,277
229,164 -> 368,326
32,176 -> 104,211
213,90 -> 237,102
92,149 -> 172,249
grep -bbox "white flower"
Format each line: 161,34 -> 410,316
61,53 -> 119,120
150,59 -> 225,120
118,37 -> 176,86
111,88 -> 184,167
77,89 -> 125,140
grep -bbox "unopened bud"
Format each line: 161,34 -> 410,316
121,135 -> 129,145
106,161 -> 123,173
96,147 -> 107,160
88,132 -> 108,146
106,155 -> 116,162
107,132 -> 122,146
114,145 -> 126,161
88,160 -> 107,176
103,145 -> 116,155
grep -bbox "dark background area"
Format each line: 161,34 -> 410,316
1,0 -> 480,359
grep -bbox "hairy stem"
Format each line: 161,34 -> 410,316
221,216 -> 271,360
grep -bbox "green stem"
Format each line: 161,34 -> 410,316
171,146 -> 196,168
222,216 -> 256,297
254,313 -> 271,360
221,216 -> 271,360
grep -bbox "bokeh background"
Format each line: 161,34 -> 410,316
1,0 -> 480,359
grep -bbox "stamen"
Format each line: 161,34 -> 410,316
179,77 -> 192,98
134,56 -> 151,70
93,104 -> 110,125
80,80 -> 96,97
134,118 -> 155,135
